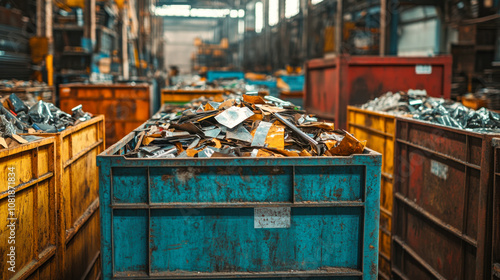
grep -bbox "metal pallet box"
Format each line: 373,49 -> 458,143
98,125 -> 382,280
0,137 -> 57,280
206,71 -> 245,82
59,83 -> 155,146
392,117 -> 498,280
304,55 -> 452,129
492,139 -> 500,280
347,106 -> 395,280
161,89 -> 225,105
25,116 -> 106,280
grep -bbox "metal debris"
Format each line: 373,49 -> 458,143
0,92 -> 93,149
215,106 -> 254,129
359,90 -> 500,131
126,95 -> 367,158
251,121 -> 272,147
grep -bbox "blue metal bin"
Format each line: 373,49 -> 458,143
206,71 -> 245,82
98,124 -> 382,280
246,79 -> 278,89
281,75 -> 305,92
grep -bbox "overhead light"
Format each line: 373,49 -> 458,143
155,5 -> 237,18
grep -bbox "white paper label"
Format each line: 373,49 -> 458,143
254,207 -> 290,228
416,65 -> 432,75
431,160 -> 448,180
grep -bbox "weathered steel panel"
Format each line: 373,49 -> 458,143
347,106 -> 395,280
98,125 -> 382,279
161,89 -> 226,104
305,55 -> 452,129
392,117 -> 497,280
492,139 -> 500,280
59,84 -> 153,146
0,137 -> 57,280
24,116 -> 105,280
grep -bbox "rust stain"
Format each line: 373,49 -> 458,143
333,188 -> 343,199
161,174 -> 172,181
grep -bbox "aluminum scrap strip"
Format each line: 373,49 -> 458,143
394,192 -> 478,247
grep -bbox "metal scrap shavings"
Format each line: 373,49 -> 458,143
359,90 -> 500,131
126,95 -> 367,158
0,92 -> 93,149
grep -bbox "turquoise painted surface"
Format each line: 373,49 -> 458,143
150,207 -> 361,272
281,75 -> 305,92
206,71 -> 245,82
98,131 -> 381,279
294,166 -> 363,202
246,79 -> 278,89
149,166 -> 293,203
113,209 -> 149,273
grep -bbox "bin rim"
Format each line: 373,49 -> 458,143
395,115 -> 500,137
97,122 -> 381,166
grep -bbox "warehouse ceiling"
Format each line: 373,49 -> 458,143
156,0 -> 246,9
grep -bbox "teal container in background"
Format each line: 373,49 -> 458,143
246,78 -> 278,89
98,124 -> 382,280
281,74 -> 305,92
206,71 -> 245,82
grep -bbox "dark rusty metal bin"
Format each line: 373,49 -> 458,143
98,123 -> 382,280
304,55 -> 452,129
392,117 -> 498,280
492,139 -> 500,280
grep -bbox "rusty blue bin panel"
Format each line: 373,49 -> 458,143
98,127 -> 382,280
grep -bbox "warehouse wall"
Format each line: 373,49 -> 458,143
164,19 -> 216,74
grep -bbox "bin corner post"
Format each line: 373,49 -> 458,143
364,159 -> 382,279
98,157 -> 113,280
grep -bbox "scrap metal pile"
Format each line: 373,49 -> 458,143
0,80 -> 53,106
361,90 -> 500,131
127,95 -> 366,158
0,93 -> 92,149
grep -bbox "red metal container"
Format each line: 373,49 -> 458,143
392,117 -> 497,280
304,55 -> 452,129
493,139 -> 500,280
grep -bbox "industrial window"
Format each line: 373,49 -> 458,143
255,1 -> 263,33
312,0 -> 324,4
269,0 -> 279,26
285,0 -> 299,18
238,19 -> 245,34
